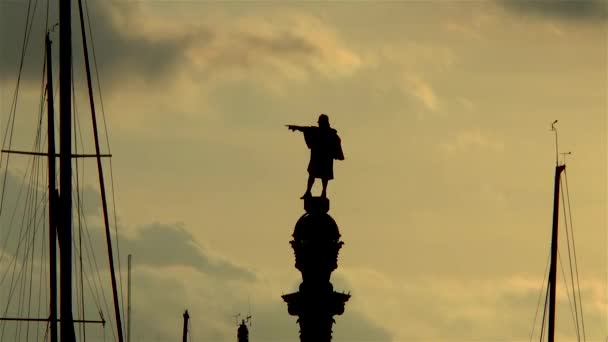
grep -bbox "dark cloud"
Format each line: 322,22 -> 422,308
0,169 -> 254,282
0,0 -> 192,84
119,222 -> 256,281
1,0 -> 353,90
501,0 -> 608,20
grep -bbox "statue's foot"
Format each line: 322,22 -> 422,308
300,192 -> 312,199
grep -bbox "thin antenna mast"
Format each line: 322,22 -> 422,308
551,120 -> 559,166
128,254 -> 132,342
547,120 -> 565,342
182,310 -> 190,342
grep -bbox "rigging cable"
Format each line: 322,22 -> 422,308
0,0 -> 39,216
539,283 -> 550,342
529,252 -> 550,342
560,178 -> 581,340
564,169 -> 587,340
83,0 -> 128,329
72,58 -> 87,342
558,249 -> 579,338
71,64 -> 115,341
82,0 -> 128,327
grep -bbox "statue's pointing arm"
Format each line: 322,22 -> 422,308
286,125 -> 310,132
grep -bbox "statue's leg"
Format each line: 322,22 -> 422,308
321,178 -> 328,198
301,175 -> 315,199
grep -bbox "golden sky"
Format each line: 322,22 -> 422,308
0,0 -> 607,341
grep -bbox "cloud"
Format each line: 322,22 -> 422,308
439,128 -> 505,154
500,0 -> 608,21
1,2 -> 362,89
0,169 -> 254,282
334,268 -> 607,341
0,0 -> 188,83
405,76 -> 440,112
118,222 -> 255,281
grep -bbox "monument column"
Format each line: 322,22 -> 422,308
282,197 -> 350,342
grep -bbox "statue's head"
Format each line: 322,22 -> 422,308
318,114 -> 330,128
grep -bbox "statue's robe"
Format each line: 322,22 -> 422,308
302,127 -> 344,180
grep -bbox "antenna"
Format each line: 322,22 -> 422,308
248,297 -> 253,327
560,151 -> 572,165
128,254 -> 132,342
550,120 -> 559,166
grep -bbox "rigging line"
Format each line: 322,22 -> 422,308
77,0 -> 125,338
42,319 -> 49,342
72,107 -> 106,325
73,109 -> 89,342
44,0 -> 49,32
35,205 -> 48,342
0,165 -> 41,300
83,0 -> 127,330
69,101 -> 116,341
13,164 -> 44,333
83,0 -> 128,326
564,169 -> 587,341
529,252 -> 551,342
74,98 -> 84,342
0,22 -> 50,273
72,57 -> 85,342
560,178 -> 581,340
558,248 -> 579,337
23,93 -> 46,331
0,111 -> 48,275
0,168 -> 37,290
0,0 -> 39,216
15,45 -> 49,341
26,102 -> 47,341
68,172 -> 105,316
76,198 -> 118,341
0,189 -> 48,320
25,161 -> 42,342
539,283 -> 550,342
2,180 -> 38,341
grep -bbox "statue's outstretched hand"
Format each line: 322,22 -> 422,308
286,125 -> 299,132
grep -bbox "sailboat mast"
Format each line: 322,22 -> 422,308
547,163 -> 565,342
45,32 -> 59,342
182,310 -> 190,342
128,254 -> 132,342
59,0 -> 76,340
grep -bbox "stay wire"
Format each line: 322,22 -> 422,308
83,0 -> 127,333
564,170 -> 587,341
72,57 -> 87,342
0,0 -> 39,216
539,283 -> 550,342
529,251 -> 550,342
558,249 -> 579,338
560,178 -> 581,340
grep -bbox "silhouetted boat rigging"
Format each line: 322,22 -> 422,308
0,0 -> 125,341
529,122 -> 586,342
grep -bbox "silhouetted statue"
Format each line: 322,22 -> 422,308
287,114 -> 344,199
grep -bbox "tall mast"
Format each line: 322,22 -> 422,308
59,0 -> 76,340
128,254 -> 132,342
547,163 -> 565,342
182,310 -> 189,342
547,121 -> 565,342
45,32 -> 58,342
